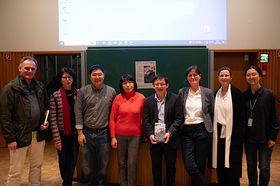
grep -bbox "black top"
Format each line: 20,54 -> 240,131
65,89 -> 76,133
243,87 -> 279,143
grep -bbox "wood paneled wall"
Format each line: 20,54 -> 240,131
213,49 -> 280,99
0,52 -> 34,90
213,50 -> 258,92
257,50 -> 280,143
258,50 -> 280,100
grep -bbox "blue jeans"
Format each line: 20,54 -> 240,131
57,133 -> 79,186
245,142 -> 273,186
81,128 -> 110,186
181,124 -> 211,186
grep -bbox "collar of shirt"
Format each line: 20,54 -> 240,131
248,86 -> 263,98
91,84 -> 104,91
154,93 -> 167,103
188,87 -> 201,96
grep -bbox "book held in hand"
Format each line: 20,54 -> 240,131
154,122 -> 166,143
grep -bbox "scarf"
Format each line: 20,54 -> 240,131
212,84 -> 233,168
60,87 -> 77,136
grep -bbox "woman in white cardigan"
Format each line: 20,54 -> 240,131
212,66 -> 246,186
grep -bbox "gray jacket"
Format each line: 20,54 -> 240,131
178,86 -> 214,133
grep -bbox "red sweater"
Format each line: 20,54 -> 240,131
109,91 -> 145,138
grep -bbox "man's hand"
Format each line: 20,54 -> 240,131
55,142 -> 62,151
164,132 -> 171,144
78,130 -> 86,147
149,135 -> 158,144
8,141 -> 17,152
40,121 -> 49,130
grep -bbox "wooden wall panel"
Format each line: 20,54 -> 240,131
258,50 -> 280,143
0,52 -> 34,90
213,51 -> 258,92
213,49 -> 280,98
258,50 -> 280,99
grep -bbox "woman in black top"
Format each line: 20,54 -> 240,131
243,65 -> 279,186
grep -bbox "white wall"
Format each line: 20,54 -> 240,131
0,0 -> 279,51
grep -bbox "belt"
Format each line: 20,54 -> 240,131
84,126 -> 108,134
184,122 -> 204,128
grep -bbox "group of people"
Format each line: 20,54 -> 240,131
0,56 -> 279,186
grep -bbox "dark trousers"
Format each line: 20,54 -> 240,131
116,135 -> 141,186
245,142 -> 273,186
57,133 -> 79,186
181,123 -> 211,186
81,129 -> 110,186
216,124 -> 240,186
150,143 -> 177,186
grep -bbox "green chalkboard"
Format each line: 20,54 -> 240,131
86,46 -> 208,96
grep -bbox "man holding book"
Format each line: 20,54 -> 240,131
144,74 -> 183,186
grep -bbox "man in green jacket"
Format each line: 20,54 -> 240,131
0,56 -> 49,186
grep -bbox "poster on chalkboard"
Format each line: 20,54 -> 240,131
135,61 -> 156,89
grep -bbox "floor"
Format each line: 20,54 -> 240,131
0,142 -> 280,186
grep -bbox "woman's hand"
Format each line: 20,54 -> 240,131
268,140 -> 276,148
111,138 -> 118,148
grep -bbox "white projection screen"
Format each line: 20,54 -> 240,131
59,0 -> 227,46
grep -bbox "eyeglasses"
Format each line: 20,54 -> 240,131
62,76 -> 72,80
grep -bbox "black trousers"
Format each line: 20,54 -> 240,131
57,133 -> 79,186
216,123 -> 240,186
150,143 -> 177,186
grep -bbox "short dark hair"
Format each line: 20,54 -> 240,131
244,65 -> 262,77
57,67 -> 77,87
218,66 -> 232,76
119,74 -> 137,94
20,56 -> 38,68
88,64 -> 104,74
185,65 -> 202,86
152,73 -> 169,85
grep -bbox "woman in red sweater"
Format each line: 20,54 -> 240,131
109,74 -> 145,186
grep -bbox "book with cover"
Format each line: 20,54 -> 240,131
154,122 -> 166,143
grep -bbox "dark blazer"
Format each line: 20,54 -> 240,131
178,86 -> 214,133
144,92 -> 184,147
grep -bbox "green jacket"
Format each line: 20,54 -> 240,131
0,75 -> 49,148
